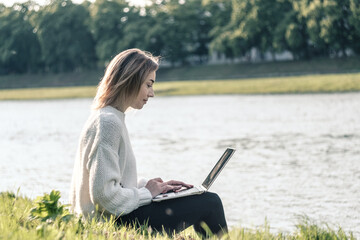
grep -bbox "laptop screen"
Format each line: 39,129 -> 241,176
202,148 -> 236,190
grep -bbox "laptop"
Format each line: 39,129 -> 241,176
152,148 -> 236,202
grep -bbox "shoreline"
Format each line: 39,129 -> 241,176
1,72 -> 360,101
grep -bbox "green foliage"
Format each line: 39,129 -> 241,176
204,0 -> 233,58
294,217 -> 356,240
90,0 -> 128,66
115,6 -> 155,54
210,0 -> 360,60
32,0 -> 96,72
349,0 -> 360,53
29,190 -> 72,223
0,2 -> 42,74
1,0 -> 360,74
273,2 -> 310,59
298,0 -> 354,57
145,0 -> 213,66
211,0 -> 302,59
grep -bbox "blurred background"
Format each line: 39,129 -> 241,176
0,0 -> 360,77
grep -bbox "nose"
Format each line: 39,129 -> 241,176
149,88 -> 155,98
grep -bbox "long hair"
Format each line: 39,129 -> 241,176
93,49 -> 159,110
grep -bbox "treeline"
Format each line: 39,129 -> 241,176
0,0 -> 360,74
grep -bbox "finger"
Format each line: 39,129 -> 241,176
160,183 -> 181,191
174,186 -> 187,192
161,184 -> 181,193
172,185 -> 182,191
180,182 -> 193,188
152,177 -> 163,183
167,180 -> 193,188
166,180 -> 186,185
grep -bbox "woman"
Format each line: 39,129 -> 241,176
70,49 -> 227,236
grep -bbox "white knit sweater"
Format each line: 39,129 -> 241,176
70,106 -> 152,217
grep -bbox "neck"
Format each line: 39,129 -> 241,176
114,105 -> 126,113
112,101 -> 129,113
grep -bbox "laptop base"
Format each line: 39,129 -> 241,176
152,186 -> 205,202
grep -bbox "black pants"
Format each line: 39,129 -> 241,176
116,192 -> 227,236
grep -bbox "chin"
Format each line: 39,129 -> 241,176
131,102 -> 145,110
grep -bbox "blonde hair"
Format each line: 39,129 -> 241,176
93,49 -> 159,110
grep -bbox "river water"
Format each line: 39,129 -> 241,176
1,93 -> 359,237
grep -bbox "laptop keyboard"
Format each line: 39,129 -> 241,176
166,186 -> 200,196
154,186 -> 201,200
176,186 -> 199,194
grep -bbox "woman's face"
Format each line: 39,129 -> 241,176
130,71 -> 156,110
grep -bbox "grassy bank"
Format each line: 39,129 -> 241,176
0,72 -> 360,100
0,190 -> 355,240
0,57 -> 360,90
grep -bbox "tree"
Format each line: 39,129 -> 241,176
349,0 -> 360,54
90,0 -> 129,67
115,5 -> 157,53
143,0 -> 214,66
0,1 -> 42,74
317,0 -> 353,57
208,0 -> 292,61
145,0 -> 190,65
190,0 -> 214,64
33,0 -> 96,72
239,0 -> 292,59
273,1 -> 310,59
297,0 -> 331,57
204,0 -> 234,59
208,0 -> 249,59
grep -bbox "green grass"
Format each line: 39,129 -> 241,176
156,57 -> 360,81
0,73 -> 360,100
0,190 -> 355,240
155,73 -> 360,95
1,57 -> 360,90
0,86 -> 97,100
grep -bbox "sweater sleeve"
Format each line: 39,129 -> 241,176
86,115 -> 152,216
138,178 -> 149,188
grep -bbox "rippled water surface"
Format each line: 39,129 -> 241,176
1,93 -> 359,237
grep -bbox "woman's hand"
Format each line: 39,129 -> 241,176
145,178 -> 193,198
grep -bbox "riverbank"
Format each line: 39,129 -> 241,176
0,191 -> 355,240
1,57 -> 360,90
0,72 -> 359,100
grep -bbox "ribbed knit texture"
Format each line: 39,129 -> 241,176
70,106 -> 152,217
